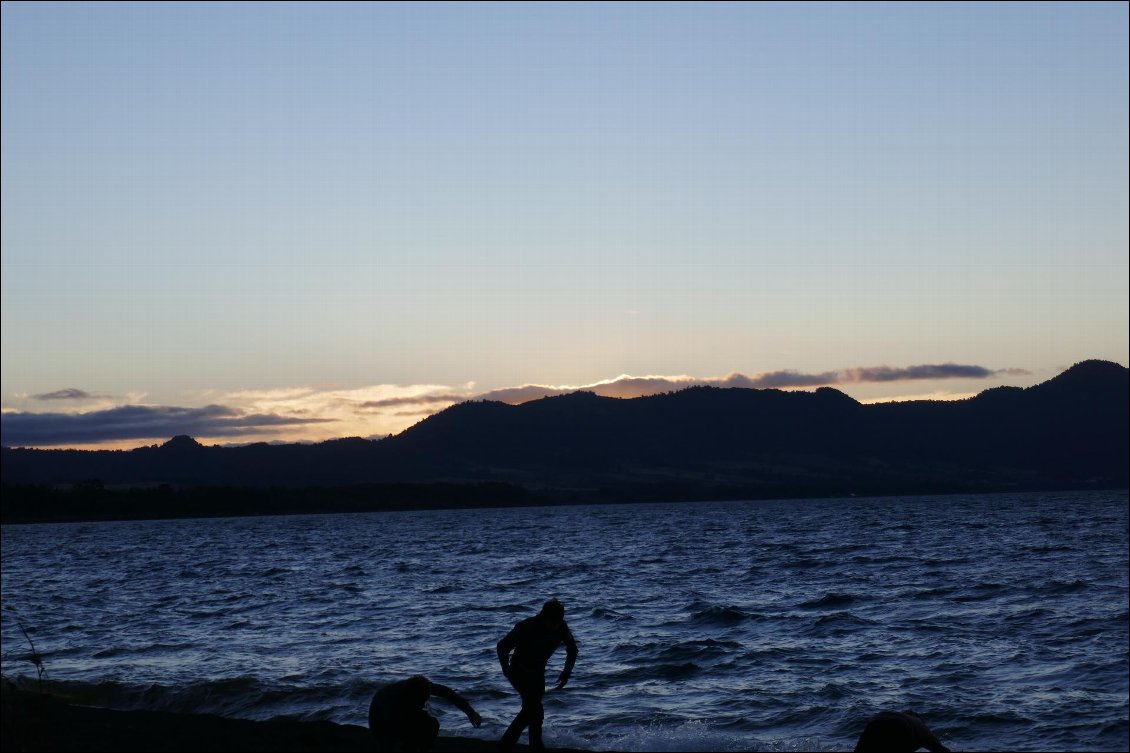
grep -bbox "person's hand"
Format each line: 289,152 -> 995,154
554,673 -> 570,690
468,710 -> 482,728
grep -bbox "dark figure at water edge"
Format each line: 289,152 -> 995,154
497,598 -> 579,751
368,674 -> 481,752
854,710 -> 950,752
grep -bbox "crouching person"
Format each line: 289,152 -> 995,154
368,674 -> 481,752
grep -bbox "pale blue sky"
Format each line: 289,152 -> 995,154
2,2 -> 1127,446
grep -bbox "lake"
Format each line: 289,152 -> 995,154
2,491 -> 1127,751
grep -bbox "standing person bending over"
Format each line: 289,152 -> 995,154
496,598 -> 579,751
367,674 -> 481,752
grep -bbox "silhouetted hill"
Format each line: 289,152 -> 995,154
2,361 -> 1126,510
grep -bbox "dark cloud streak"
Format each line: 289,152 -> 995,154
32,388 -> 101,401
739,370 -> 841,388
840,364 -> 1003,382
2,404 -> 334,447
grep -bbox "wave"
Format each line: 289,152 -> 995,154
612,638 -> 741,665
611,661 -> 702,681
492,576 -> 538,588
1022,544 -> 1074,553
809,610 -> 876,633
561,719 -> 813,753
330,582 -> 363,594
799,593 -> 857,609
1037,578 -> 1088,595
9,676 -> 262,716
952,582 -> 1009,602
8,675 -> 377,724
90,642 -> 191,658
654,639 -> 742,663
921,556 -> 973,566
1003,606 -> 1052,623
425,584 -> 460,594
790,558 -> 826,569
912,586 -> 956,599
677,598 -> 760,626
689,605 -> 753,625
591,607 -> 633,621
902,619 -> 950,633
811,611 -> 876,629
463,603 -> 530,613
814,682 -> 851,700
967,711 -> 1035,725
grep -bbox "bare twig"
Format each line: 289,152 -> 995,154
15,617 -> 47,693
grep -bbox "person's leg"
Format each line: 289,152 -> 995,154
499,706 -> 529,751
401,710 -> 440,752
371,725 -> 400,752
499,669 -> 541,751
369,709 -> 401,752
523,676 -> 547,751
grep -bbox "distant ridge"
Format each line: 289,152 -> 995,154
162,434 -> 204,450
2,361 -> 1127,500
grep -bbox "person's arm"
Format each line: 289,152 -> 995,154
907,713 -> 950,753
915,726 -> 950,753
497,626 -> 518,678
428,683 -> 482,728
555,622 -> 578,689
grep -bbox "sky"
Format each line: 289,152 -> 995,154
2,2 -> 1127,449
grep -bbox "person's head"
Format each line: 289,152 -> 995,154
854,711 -> 916,753
539,598 -> 565,629
404,674 -> 432,706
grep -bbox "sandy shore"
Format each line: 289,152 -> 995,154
1,687 -> 589,752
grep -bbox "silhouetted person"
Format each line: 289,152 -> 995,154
855,710 -> 950,752
496,598 -> 578,751
368,674 -> 481,752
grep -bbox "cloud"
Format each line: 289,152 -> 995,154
726,370 -> 842,389
1,404 -> 334,447
475,384 -> 573,403
839,364 -> 1008,382
3,364 -> 1026,447
196,383 -> 479,443
32,388 -> 102,401
359,394 -> 466,409
471,364 -> 1013,405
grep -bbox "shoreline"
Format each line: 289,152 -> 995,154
3,484 -> 1123,526
1,688 -> 589,752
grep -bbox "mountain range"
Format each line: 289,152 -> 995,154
2,360 -> 1127,503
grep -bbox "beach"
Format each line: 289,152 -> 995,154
1,687 -> 586,753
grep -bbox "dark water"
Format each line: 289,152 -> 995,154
2,491 -> 1127,752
